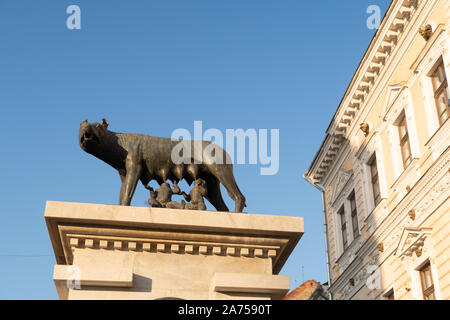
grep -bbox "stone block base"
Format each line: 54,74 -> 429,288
45,201 -> 304,300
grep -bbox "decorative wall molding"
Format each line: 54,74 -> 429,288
336,237 -> 363,274
331,258 -> 374,300
331,170 -> 353,206
426,119 -> 450,161
330,147 -> 449,299
60,225 -> 284,266
395,227 -> 432,257
45,201 -> 304,276
382,86 -> 410,124
360,148 -> 449,267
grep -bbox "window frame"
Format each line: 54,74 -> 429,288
431,60 -> 450,126
419,262 -> 436,300
382,288 -> 395,300
368,155 -> 381,207
348,191 -> 359,239
397,112 -> 412,169
413,28 -> 450,138
338,205 -> 348,250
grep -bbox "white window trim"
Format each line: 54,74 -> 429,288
396,228 -> 442,300
337,205 -> 346,255
414,29 -> 450,139
410,257 -> 442,300
384,88 -> 421,180
331,172 -> 355,258
388,123 -> 404,180
422,70 -> 441,136
375,137 -> 389,201
359,134 -> 388,216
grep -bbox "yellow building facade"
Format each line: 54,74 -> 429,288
305,0 -> 449,300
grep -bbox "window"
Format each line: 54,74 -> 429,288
383,288 -> 395,300
349,192 -> 359,239
397,112 -> 412,168
338,206 -> 348,250
420,262 -> 435,300
431,60 -> 450,125
369,155 -> 381,207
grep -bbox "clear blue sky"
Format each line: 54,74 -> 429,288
0,0 -> 389,299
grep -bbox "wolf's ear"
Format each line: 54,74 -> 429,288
101,118 -> 109,129
80,119 -> 88,126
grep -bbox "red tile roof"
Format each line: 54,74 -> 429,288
283,280 -> 319,300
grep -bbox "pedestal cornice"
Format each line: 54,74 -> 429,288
45,201 -> 304,275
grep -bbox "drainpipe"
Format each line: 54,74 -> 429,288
303,172 -> 333,300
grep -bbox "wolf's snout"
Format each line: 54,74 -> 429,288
80,128 -> 99,147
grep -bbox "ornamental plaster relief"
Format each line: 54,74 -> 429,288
373,151 -> 449,257
331,170 -> 353,207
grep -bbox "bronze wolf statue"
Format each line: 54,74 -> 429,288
78,119 -> 246,212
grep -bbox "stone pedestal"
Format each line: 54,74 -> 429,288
45,201 -> 304,300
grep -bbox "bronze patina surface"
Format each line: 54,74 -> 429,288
79,119 -> 246,212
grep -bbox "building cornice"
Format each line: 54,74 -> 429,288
45,201 -> 305,275
307,0 -> 430,183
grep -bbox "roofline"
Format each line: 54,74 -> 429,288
306,0 -> 400,179
325,1 -> 396,133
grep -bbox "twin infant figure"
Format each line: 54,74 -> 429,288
145,179 -> 207,211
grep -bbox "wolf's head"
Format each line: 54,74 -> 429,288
79,118 -> 110,154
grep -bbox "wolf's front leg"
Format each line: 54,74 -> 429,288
119,156 -> 142,206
